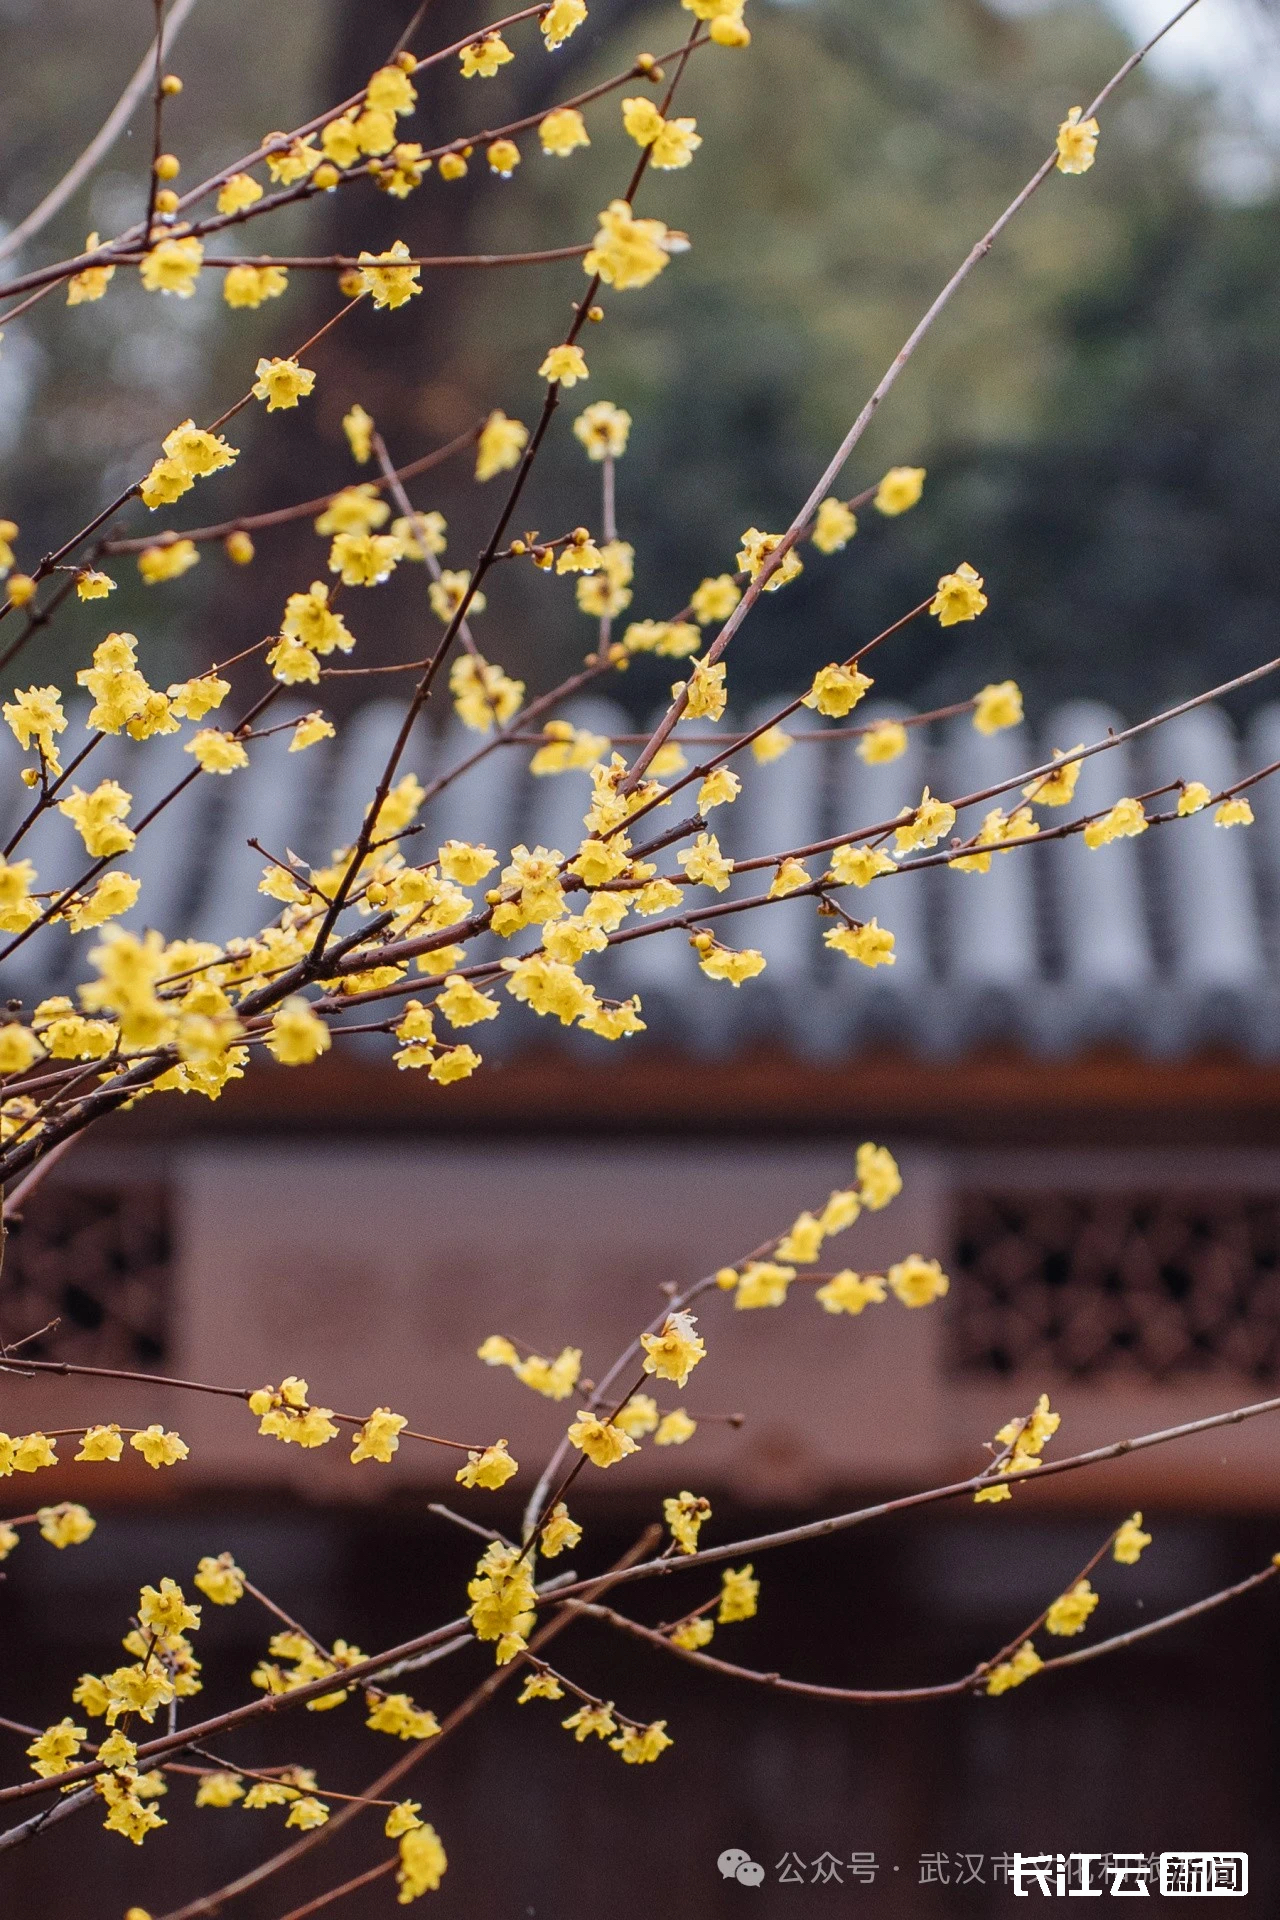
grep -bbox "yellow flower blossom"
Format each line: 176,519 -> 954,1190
718,1564 -> 759,1622
397,1822 -> 448,1900
140,235 -> 204,297
691,574 -> 741,625
737,526 -> 802,589
692,933 -> 766,985
252,357 -> 315,411
487,139 -> 520,175
266,998 -> 330,1065
655,1409 -> 697,1445
1083,797 -> 1147,850
583,199 -> 674,291
540,1503 -> 583,1557
671,1617 -> 714,1649
803,663 -> 873,718
475,410 -> 528,482
1056,106 -> 1099,174
828,843 -> 895,887
611,1720 -> 673,1762
574,400 -> 631,460
972,679 -> 1023,735
351,1408 -> 408,1464
540,107 -> 590,156
734,1259 -> 794,1309
67,232 -> 115,305
356,240 -> 421,309
223,265 -> 288,308
641,1311 -> 706,1388
1215,796 -> 1254,828
986,1639 -> 1042,1695
825,920 -> 895,967
130,1426 -> 189,1469
1025,746 -> 1085,806
894,788 -> 956,854
37,1502 -> 95,1546
542,0 -> 587,47
887,1254 -> 948,1307
664,1489 -> 711,1554
186,729 -> 248,774
874,466 -> 925,515
1045,1578 -> 1099,1637
460,32 -> 513,77
567,1410 -> 640,1468
75,1424 -> 124,1463
811,497 -> 857,553
539,344 -> 589,386
196,1770 -> 246,1806
815,1270 -> 887,1315
456,1439 -> 519,1489
1113,1513 -> 1152,1565
217,173 -> 263,214
194,1553 -> 245,1604
562,1702 -> 616,1741
931,561 -> 987,626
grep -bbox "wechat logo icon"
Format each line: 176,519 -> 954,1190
719,1849 -> 765,1886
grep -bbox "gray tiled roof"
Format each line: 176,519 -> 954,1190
5,695 -> 1280,1060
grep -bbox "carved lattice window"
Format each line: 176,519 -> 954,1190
950,1191 -> 1280,1381
0,1182 -> 171,1367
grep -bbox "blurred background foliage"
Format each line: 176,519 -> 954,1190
2,0 -> 1279,724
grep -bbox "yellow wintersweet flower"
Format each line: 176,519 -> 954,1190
316,484 -> 390,535
283,582 -> 355,651
195,1771 -> 246,1806
829,843 -> 895,887
57,779 -> 135,857
1177,780 -> 1211,815
351,1408 -> 408,1464
75,1424 -> 124,1463
887,1254 -> 948,1307
812,497 -> 856,553
1084,796 -> 1147,850
542,0 -> 587,46
130,1426 -> 189,1469
460,33 -> 513,76
737,526 -> 802,589
291,712 -> 335,752
67,232 -> 115,305
267,998 -> 331,1065
653,117 -> 701,169
1215,796 -> 1254,828
1056,106 -> 1099,174
776,1210 -> 823,1264
622,96 -> 664,146
140,235 -> 204,297
641,1311 -> 706,1388
1045,1578 -> 1099,1637
894,787 -> 956,854
11,1432 -> 57,1472
1024,746 -> 1085,806
287,1796 -> 331,1831
874,466 -> 925,515
0,1524 -> 21,1560
0,1022 -> 41,1073
487,139 -> 520,175
691,574 -> 741,625
973,679 -> 1023,735
475,411 -> 528,482
803,663 -> 872,718
692,933 -> 766,985
386,1800 -> 424,1838
194,1553 -> 245,1604
1113,1512 -> 1152,1565
815,1270 -> 887,1315
655,1409 -> 697,1445
672,1616 -> 718,1658
931,562 -> 987,626
615,1394 -> 659,1438
857,721 -> 908,766
986,1639 -> 1042,1696
611,1720 -> 673,1763
520,1671 -> 565,1704
456,1439 -> 519,1489
167,674 -> 229,722
330,530 -> 400,586
76,568 -> 115,600
562,1701 -> 616,1741
678,658 -> 727,720
252,357 -> 315,412
366,1692 -> 441,1740
223,265 -> 288,308
678,831 -> 733,891
664,1490 -> 711,1554
718,1564 -> 759,1623
768,858 -> 809,898
574,400 -> 631,461
539,344 -> 589,386
343,404 -> 374,463
540,1503 -> 583,1558
583,199 -> 674,292
217,173 -> 263,214
37,1502 -> 95,1546
266,134 -> 321,183
139,1577 -> 200,1637
138,539 -> 199,584
397,1822 -> 448,1899
540,107 -> 590,157
366,63 -> 417,116
186,729 -> 248,774
27,1717 -> 87,1778
825,921 -> 895,967
356,240 -> 421,309
734,1260 -> 794,1309
567,1411 -> 639,1468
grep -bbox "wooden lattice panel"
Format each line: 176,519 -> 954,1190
951,1191 -> 1280,1381
0,1183 -> 171,1367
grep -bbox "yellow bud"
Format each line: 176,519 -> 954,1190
339,269 -> 364,297
439,152 -> 467,181
161,73 -> 183,94
587,304 -> 604,322
225,530 -> 254,565
154,153 -> 181,180
313,162 -> 340,190
7,574 -> 35,607
154,188 -> 180,214
395,49 -> 418,70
